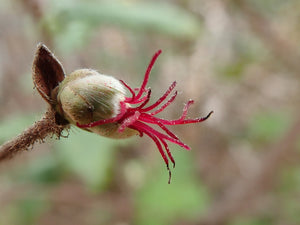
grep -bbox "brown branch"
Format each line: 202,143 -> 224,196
0,42 -> 69,162
0,109 -> 68,162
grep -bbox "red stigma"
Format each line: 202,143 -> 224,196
77,50 -> 213,183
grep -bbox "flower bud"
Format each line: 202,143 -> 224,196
33,44 -> 213,183
56,69 -> 138,138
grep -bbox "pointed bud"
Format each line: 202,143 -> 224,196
32,43 -> 65,104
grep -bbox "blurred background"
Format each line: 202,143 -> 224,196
1,0 -> 300,224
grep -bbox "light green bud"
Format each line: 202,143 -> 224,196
56,69 -> 138,138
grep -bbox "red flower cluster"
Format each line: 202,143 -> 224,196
77,50 -> 213,183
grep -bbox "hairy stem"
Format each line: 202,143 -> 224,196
0,109 -> 68,162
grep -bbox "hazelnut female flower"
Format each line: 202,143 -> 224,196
55,49 -> 212,183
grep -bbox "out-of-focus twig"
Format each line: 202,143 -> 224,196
198,115 -> 300,225
196,1 -> 300,224
230,0 -> 300,73
19,0 -> 53,47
